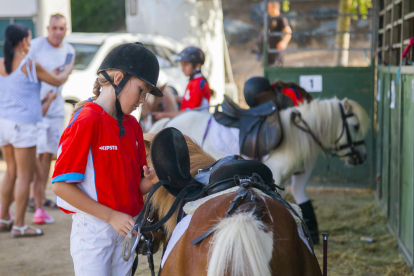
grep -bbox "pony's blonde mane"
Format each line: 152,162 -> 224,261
143,133 -> 216,240
278,98 -> 370,165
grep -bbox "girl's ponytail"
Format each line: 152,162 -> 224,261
3,24 -> 30,74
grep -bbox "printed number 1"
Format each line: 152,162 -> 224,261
310,79 -> 314,88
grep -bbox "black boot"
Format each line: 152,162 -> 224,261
299,200 -> 320,245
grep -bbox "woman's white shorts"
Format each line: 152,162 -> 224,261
36,117 -> 64,155
70,212 -> 137,276
0,117 -> 37,148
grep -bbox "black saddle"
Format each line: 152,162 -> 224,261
213,95 -> 284,160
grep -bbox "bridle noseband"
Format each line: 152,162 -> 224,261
330,104 -> 366,164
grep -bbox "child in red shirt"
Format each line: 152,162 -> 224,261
153,46 -> 211,119
52,43 -> 162,275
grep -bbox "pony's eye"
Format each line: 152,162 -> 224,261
354,124 -> 360,132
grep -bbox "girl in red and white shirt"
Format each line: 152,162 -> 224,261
52,43 -> 162,275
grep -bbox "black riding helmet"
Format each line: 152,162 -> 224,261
243,76 -> 273,107
175,46 -> 205,65
97,42 -> 163,136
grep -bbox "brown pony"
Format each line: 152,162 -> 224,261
142,134 -> 322,276
140,85 -> 179,132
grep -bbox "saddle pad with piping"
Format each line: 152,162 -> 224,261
213,95 -> 283,160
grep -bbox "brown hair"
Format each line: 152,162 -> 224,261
72,70 -> 124,115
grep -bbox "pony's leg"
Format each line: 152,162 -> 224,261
291,156 -> 320,245
290,158 -> 316,205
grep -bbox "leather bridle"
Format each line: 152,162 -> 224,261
291,103 -> 366,168
330,104 -> 366,165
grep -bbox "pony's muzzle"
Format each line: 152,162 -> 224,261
348,150 -> 366,165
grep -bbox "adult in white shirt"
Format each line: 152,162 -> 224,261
28,14 -> 75,224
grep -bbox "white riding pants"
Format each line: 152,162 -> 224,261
70,212 -> 137,276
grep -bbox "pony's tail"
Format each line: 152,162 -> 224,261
207,212 -> 273,276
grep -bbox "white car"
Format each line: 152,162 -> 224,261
61,33 -> 188,120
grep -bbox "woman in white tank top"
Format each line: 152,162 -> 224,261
0,24 -> 73,237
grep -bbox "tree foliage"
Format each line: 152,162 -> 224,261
351,0 -> 373,19
280,0 -> 372,18
71,0 -> 126,32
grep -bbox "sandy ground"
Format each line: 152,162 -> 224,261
0,158 -> 412,275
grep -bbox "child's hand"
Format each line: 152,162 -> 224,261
107,210 -> 135,237
143,165 -> 159,184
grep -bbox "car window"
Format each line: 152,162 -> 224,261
70,43 -> 101,70
143,44 -> 177,69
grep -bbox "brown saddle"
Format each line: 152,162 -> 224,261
213,95 -> 283,160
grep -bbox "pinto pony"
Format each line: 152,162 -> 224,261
142,134 -> 322,276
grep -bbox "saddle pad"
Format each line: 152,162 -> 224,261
209,119 -> 270,161
161,214 -> 193,268
209,118 -> 240,155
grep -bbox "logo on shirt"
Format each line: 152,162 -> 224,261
184,89 -> 190,100
99,145 -> 118,150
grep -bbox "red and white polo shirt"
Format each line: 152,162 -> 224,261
180,73 -> 211,110
52,102 -> 147,217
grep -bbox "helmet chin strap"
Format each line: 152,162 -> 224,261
100,71 -> 131,137
190,67 -> 201,80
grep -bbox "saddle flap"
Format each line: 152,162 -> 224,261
241,110 -> 284,159
213,95 -> 284,160
150,127 -> 203,199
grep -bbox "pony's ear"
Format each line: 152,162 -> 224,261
342,98 -> 352,112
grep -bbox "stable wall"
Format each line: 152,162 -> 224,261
376,65 -> 414,269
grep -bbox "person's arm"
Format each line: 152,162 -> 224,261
277,19 -> 292,50
35,59 -> 74,86
152,110 -> 183,120
53,182 -> 135,236
41,89 -> 58,116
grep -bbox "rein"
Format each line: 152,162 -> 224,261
290,103 -> 366,170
